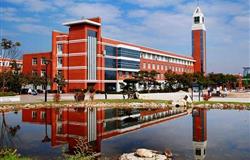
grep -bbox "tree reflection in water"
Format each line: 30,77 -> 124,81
0,111 -> 21,148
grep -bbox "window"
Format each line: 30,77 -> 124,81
143,63 -> 146,69
105,71 -> 117,80
161,65 -> 164,70
194,16 -> 200,24
117,59 -> 140,69
41,70 -> 46,77
57,57 -> 63,67
105,83 -> 116,92
32,111 -> 37,119
58,70 -> 63,76
41,57 -> 46,65
195,148 -> 201,155
88,30 -> 97,37
57,44 -> 63,54
105,58 -> 116,68
105,46 -> 116,56
118,48 -> 140,59
32,70 -> 38,76
152,64 -> 155,70
125,72 -> 129,78
41,112 -> 46,120
152,55 -> 156,60
58,111 -> 63,121
157,65 -> 159,70
148,63 -> 151,69
32,58 -> 37,65
57,124 -> 63,134
118,71 -> 122,77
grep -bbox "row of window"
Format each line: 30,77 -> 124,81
32,57 -> 47,65
32,70 -> 46,77
141,52 -> 193,66
32,111 -> 46,120
0,61 -> 22,67
142,63 -> 193,73
32,70 -> 63,77
118,59 -> 140,69
105,46 -> 141,59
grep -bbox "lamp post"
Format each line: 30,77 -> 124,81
42,108 -> 51,143
45,59 -> 51,102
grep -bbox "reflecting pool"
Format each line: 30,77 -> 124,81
0,107 -> 249,160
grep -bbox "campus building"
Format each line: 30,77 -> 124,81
0,57 -> 23,72
22,6 -> 206,92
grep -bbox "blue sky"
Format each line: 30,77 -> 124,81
0,0 -> 249,74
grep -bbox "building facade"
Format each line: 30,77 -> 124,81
22,7 -> 206,92
0,57 -> 23,73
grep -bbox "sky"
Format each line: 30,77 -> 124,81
0,0 -> 249,74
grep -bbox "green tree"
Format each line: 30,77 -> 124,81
164,70 -> 178,92
1,38 -> 21,92
120,78 -> 139,99
148,70 -> 160,91
54,74 -> 66,93
133,71 -> 149,91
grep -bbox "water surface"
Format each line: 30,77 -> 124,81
0,107 -> 249,160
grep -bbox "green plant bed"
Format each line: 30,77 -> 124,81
0,92 -> 16,97
95,99 -> 171,104
0,148 -> 30,160
193,101 -> 250,106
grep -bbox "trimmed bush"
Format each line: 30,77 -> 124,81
0,92 -> 16,97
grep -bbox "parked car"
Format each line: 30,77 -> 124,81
28,88 -> 38,95
21,88 -> 29,94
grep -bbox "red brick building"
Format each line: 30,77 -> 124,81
22,6 -> 206,92
0,57 -> 23,72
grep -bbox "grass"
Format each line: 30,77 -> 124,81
0,99 -> 171,107
193,101 -> 250,106
0,148 -> 94,160
94,99 -> 171,104
0,148 -> 30,160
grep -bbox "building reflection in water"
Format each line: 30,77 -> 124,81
192,108 -> 207,160
22,107 -> 188,155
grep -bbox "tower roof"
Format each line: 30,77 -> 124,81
192,6 -> 206,31
193,6 -> 204,17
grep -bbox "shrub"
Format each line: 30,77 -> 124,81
74,92 -> 85,102
0,91 -> 16,97
0,148 -> 30,160
53,93 -> 61,103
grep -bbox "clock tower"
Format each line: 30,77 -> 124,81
192,6 -> 206,74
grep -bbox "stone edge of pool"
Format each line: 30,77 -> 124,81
0,101 -> 250,112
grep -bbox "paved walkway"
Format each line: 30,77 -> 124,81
1,92 -> 249,104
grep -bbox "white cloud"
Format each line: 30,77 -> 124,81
128,9 -> 149,18
16,24 -> 51,35
4,0 -> 54,12
0,7 -> 38,23
3,0 -> 250,73
124,0 -> 182,8
65,3 -> 122,23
